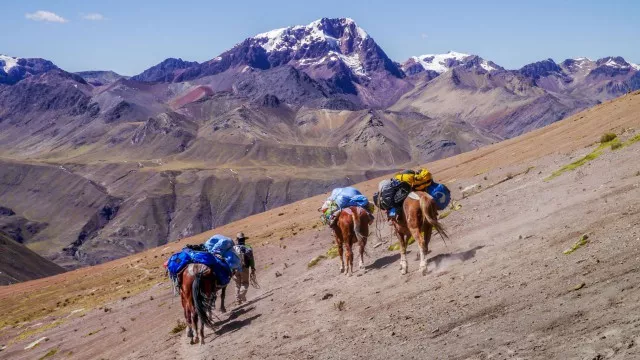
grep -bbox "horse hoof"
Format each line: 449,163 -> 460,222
420,267 -> 427,276
400,269 -> 407,275
220,307 -> 227,313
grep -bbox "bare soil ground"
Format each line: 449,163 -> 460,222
1,93 -> 640,360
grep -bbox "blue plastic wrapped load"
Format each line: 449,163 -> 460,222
166,248 -> 233,286
426,182 -> 451,210
328,187 -> 362,201
204,234 -> 234,253
204,234 -> 242,271
328,187 -> 369,209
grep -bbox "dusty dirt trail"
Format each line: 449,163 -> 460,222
1,93 -> 640,360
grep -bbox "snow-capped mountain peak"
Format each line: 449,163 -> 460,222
0,54 -> 19,73
236,17 -> 396,79
253,18 -> 370,54
596,56 -> 633,69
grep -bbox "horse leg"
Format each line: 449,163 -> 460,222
358,217 -> 367,270
410,226 -> 428,275
400,234 -> 409,275
220,286 -> 226,313
182,294 -> 195,344
186,309 -> 194,344
199,316 -> 205,345
397,231 -> 408,275
358,239 -> 366,270
344,240 -> 354,276
423,224 -> 433,273
336,238 -> 345,273
191,311 -> 199,345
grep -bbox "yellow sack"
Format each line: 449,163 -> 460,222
394,168 -> 432,191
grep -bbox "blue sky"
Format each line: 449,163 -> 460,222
1,0 -> 638,75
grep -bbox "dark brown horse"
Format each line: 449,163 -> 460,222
389,191 -> 448,275
327,206 -> 371,276
179,263 -> 226,345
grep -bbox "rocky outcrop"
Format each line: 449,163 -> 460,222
130,58 -> 199,82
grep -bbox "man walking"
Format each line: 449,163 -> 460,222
233,232 -> 256,305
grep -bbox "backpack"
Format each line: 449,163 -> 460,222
394,168 -> 433,191
234,245 -> 254,269
426,182 -> 451,210
373,179 -> 411,211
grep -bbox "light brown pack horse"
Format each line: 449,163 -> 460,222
329,206 -> 371,276
179,263 -> 226,345
390,191 -> 448,275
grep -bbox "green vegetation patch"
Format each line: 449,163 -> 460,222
307,255 -> 327,268
563,234 -> 589,255
326,245 -> 339,259
12,320 -> 64,344
545,136 -> 620,181
38,348 -> 58,360
170,320 -> 187,334
600,133 -> 617,143
439,201 -> 462,220
388,236 -> 416,251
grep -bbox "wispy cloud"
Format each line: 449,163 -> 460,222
25,10 -> 68,23
421,33 -> 428,39
82,13 -> 105,21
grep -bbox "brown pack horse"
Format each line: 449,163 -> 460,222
179,263 -> 226,345
390,191 -> 448,275
326,206 -> 371,276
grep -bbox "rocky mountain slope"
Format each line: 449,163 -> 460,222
0,18 -> 638,271
0,231 -> 65,285
75,70 -> 128,86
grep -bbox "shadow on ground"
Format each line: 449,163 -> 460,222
368,246 -> 484,271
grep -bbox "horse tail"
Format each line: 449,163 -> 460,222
419,195 -> 448,239
192,268 -> 216,329
350,208 -> 366,243
350,208 -> 369,257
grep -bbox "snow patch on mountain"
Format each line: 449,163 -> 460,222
631,62 -> 640,71
297,50 -> 366,76
480,60 -> 497,72
336,52 -> 365,76
0,55 -> 19,73
604,58 -> 627,68
411,51 -> 471,73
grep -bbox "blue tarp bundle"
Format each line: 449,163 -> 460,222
426,182 -> 451,210
166,248 -> 233,286
328,187 -> 369,209
204,234 -> 242,271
